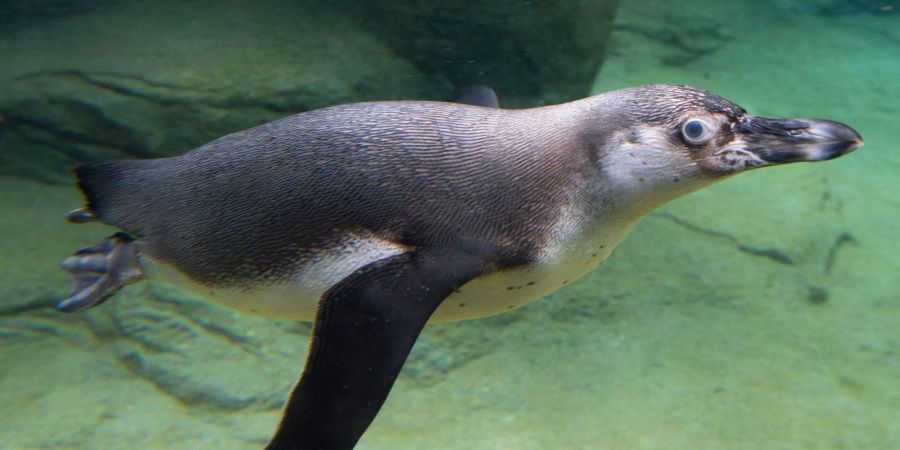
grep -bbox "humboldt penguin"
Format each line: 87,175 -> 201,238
57,84 -> 862,449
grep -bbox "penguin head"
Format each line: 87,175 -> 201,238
587,84 -> 862,213
601,84 -> 862,174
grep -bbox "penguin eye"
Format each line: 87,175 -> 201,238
681,118 -> 714,145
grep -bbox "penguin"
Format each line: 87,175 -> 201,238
57,84 -> 862,449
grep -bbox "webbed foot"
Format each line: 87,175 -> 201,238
57,232 -> 144,312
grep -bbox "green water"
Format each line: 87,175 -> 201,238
1,0 -> 898,449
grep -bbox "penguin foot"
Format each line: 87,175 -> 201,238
57,232 -> 144,312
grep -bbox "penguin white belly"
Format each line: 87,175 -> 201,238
142,222 -> 634,323
435,252 -> 609,322
141,235 -> 407,320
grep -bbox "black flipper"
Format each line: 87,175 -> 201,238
266,249 -> 489,450
449,85 -> 500,109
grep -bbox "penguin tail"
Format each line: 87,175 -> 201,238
74,162 -> 119,221
66,160 -> 148,229
60,160 -> 151,312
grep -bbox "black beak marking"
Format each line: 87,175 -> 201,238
739,116 -> 863,164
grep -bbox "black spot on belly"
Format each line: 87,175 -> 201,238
626,130 -> 641,144
562,279 -> 570,285
458,303 -> 466,307
526,281 -> 535,286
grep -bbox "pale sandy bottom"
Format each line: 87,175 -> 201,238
1,3 -> 899,450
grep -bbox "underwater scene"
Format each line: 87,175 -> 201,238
0,0 -> 898,448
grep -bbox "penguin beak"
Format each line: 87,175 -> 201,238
736,116 -> 863,164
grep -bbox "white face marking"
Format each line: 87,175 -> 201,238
603,129 -> 693,188
599,128 -> 713,216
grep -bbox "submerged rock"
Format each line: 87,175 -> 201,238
73,280 -> 509,409
80,282 -> 310,410
334,0 -> 620,107
766,0 -> 898,15
0,0 -> 112,25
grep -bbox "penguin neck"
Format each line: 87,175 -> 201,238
570,95 -> 724,220
599,173 -> 719,221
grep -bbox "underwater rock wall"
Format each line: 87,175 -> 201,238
0,0 -> 619,182
765,0 -> 898,15
0,0 -> 114,25
330,0 -> 620,107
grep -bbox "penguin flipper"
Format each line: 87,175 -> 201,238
450,85 -> 500,108
267,249 -> 488,450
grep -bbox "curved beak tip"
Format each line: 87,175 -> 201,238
825,123 -> 864,159
742,117 -> 865,164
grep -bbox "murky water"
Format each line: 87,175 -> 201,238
1,1 -> 897,448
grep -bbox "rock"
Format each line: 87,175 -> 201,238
0,177 -> 116,315
81,282 -> 309,410
0,0 -> 112,25
765,0 -> 898,15
405,314 -> 515,386
73,273 -> 511,409
333,0 -> 620,107
0,0 -> 430,182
